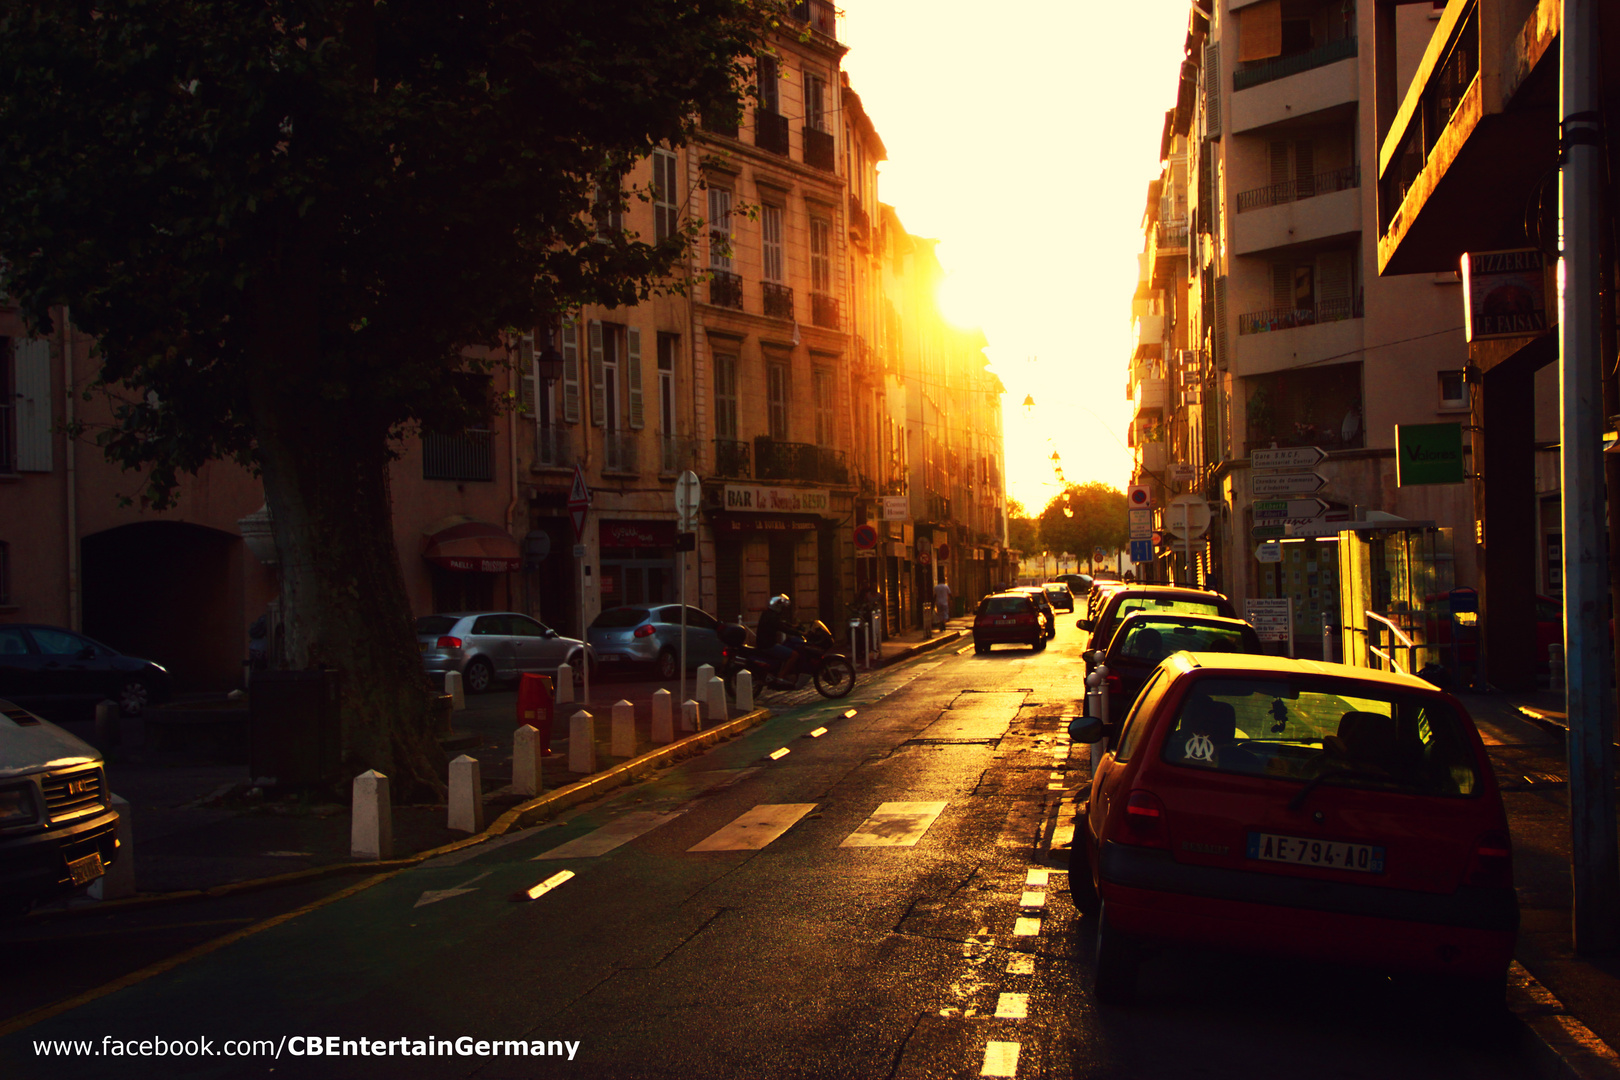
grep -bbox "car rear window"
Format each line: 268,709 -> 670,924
981,597 -> 1031,615
415,616 -> 459,636
1113,596 -> 1224,621
1112,621 -> 1260,663
591,608 -> 651,628
1158,678 -> 1481,798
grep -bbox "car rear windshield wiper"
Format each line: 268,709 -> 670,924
1288,768 -> 1392,812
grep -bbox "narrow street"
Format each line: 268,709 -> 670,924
2,629 -> 1529,1079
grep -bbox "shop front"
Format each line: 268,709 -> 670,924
704,483 -> 842,627
598,519 -> 678,608
421,515 -> 520,613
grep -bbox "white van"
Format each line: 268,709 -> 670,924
0,698 -> 121,916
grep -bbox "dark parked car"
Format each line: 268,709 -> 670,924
587,605 -> 728,679
972,593 -> 1046,653
1010,586 -> 1058,639
0,624 -> 172,718
1079,586 -> 1237,666
1093,613 -> 1265,726
1042,582 -> 1076,613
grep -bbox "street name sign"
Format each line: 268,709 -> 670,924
1251,446 -> 1326,471
1246,597 -> 1293,644
1252,499 -> 1330,521
1251,471 -> 1327,496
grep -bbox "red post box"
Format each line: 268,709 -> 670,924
516,673 -> 556,755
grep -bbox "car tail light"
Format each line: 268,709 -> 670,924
1122,790 -> 1170,849
1015,613 -> 1036,626
1106,674 -> 1123,697
975,615 -> 991,627
633,624 -> 656,638
1465,830 -> 1513,888
436,636 -> 462,649
721,648 -> 731,660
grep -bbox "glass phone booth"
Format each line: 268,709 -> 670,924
1337,523 -> 1456,676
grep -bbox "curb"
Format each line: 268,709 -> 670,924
28,706 -> 774,920
878,629 -> 964,667
1511,961 -> 1620,1080
1515,705 -> 1620,752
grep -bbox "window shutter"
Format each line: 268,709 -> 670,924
14,338 -> 53,472
519,333 -> 537,422
626,326 -> 645,430
1203,43 -> 1221,137
1214,275 -> 1228,369
1272,263 -> 1294,309
1294,139 -> 1315,196
1317,250 -> 1352,304
561,321 -> 581,423
588,320 -> 606,427
1269,141 -> 1290,186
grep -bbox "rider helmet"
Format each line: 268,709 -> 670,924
768,594 -> 792,614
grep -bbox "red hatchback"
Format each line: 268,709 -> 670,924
1068,653 -> 1516,1005
973,593 -> 1047,653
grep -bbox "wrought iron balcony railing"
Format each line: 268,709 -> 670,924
1233,36 -> 1358,91
755,109 -> 789,156
753,437 -> 849,484
712,438 -> 752,479
1237,166 -> 1360,212
424,430 -> 494,482
810,292 -> 839,330
708,269 -> 743,310
534,425 -> 572,470
660,434 -> 696,475
803,127 -> 835,172
702,110 -> 738,139
1237,291 -> 1364,335
848,195 -> 871,245
603,429 -> 639,474
762,281 -> 795,320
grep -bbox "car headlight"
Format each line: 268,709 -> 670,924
0,783 -> 40,827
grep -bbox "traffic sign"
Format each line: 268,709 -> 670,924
1252,498 -> 1330,520
568,464 -> 591,541
1251,470 -> 1327,496
1169,462 -> 1196,484
1255,541 -> 1282,563
673,470 -> 701,530
1093,546 -> 1109,560
1127,484 -> 1153,509
1164,494 -> 1211,540
1246,598 -> 1293,644
853,523 -> 879,550
881,495 -> 908,521
1252,524 -> 1286,540
1129,539 -> 1152,563
1128,507 -> 1152,539
1251,446 -> 1326,470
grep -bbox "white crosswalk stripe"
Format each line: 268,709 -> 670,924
688,804 -> 818,852
839,801 -> 948,847
533,811 -> 685,860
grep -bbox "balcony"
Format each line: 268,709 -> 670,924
790,0 -> 839,41
755,109 -> 789,156
1133,367 -> 1168,418
925,490 -> 952,525
753,437 -> 850,485
1230,38 -> 1358,135
1230,182 -> 1361,256
708,269 -> 743,310
701,109 -> 738,139
803,127 -> 835,172
810,292 -> 839,330
1132,313 -> 1164,359
424,430 -> 494,482
712,439 -> 751,479
658,435 -> 694,476
762,281 -> 794,320
1151,219 -> 1188,284
1138,440 -> 1168,476
603,430 -> 638,475
1238,166 -> 1360,212
1234,36 -> 1358,91
848,195 -> 871,247
533,425 -> 572,470
1238,292 -> 1363,336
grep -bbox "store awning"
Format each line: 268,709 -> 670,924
422,516 -> 521,572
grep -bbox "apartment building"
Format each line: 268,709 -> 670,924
1129,0 -> 1480,656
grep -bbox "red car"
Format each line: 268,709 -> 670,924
1068,653 -> 1516,1006
972,593 -> 1047,653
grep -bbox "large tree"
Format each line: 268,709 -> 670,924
1039,483 -> 1129,570
0,0 -> 781,794
1005,498 -> 1039,557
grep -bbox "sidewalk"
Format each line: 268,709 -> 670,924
1456,690 -> 1620,1076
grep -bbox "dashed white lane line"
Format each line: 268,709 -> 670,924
808,727 -> 829,737
523,869 -> 575,901
688,804 -> 818,852
1025,869 -> 1049,887
1013,917 -> 1042,936
995,992 -> 1029,1019
1046,783 -> 1067,791
981,1041 -> 1020,1077
1019,891 -> 1047,909
769,747 -> 792,760
1006,955 -> 1035,975
1048,772 -> 1065,780
532,811 -> 684,860
840,801 -> 949,847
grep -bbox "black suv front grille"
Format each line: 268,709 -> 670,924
41,766 -> 106,823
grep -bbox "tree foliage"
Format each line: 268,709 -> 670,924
1005,497 -> 1039,555
1038,483 -> 1129,567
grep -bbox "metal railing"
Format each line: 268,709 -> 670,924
810,292 -> 839,329
603,430 -> 638,474
423,430 -> 494,482
534,425 -> 572,470
925,490 -> 952,524
848,195 -> 871,244
755,109 -> 789,156
712,438 -> 752,479
1155,221 -> 1189,249
1233,36 -> 1358,91
660,434 -> 696,475
1237,165 -> 1360,212
804,126 -> 835,171
1237,291 -> 1363,335
762,281 -> 794,320
753,437 -> 849,484
701,110 -> 738,139
1379,10 -> 1478,230
708,269 -> 743,310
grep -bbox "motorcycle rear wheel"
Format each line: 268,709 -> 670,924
814,655 -> 857,698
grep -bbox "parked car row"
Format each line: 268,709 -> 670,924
0,624 -> 172,720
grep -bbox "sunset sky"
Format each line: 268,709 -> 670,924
838,1 -> 1191,516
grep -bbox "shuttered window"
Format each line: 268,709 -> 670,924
768,362 -> 790,441
1238,0 -> 1282,62
761,205 -> 785,283
652,150 -> 679,244
714,354 -> 739,440
588,320 -> 607,428
561,320 -> 581,423
1203,43 -> 1221,136
813,367 -> 835,447
809,219 -> 831,293
626,326 -> 644,430
14,338 -> 52,473
708,188 -> 733,271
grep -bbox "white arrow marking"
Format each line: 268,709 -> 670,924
413,871 -> 491,908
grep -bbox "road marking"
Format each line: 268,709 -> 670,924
843,709 -> 858,718
981,1041 -> 1020,1077
840,801 -> 949,847
808,727 -> 828,738
1046,783 -> 1067,791
1025,869 -> 1049,886
769,747 -> 792,760
957,643 -> 975,654
1051,823 -> 1076,848
995,992 -> 1029,1019
524,869 -> 575,901
1048,772 -> 1065,780
1013,917 -> 1041,936
1019,891 -> 1046,908
414,871 -> 491,908
533,811 -> 683,860
689,804 -> 818,851
1006,955 -> 1035,975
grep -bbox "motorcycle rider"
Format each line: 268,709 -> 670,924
756,594 -> 806,690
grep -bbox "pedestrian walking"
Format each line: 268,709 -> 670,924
933,574 -> 952,625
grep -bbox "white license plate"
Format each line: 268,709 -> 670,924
995,618 -> 1014,625
68,851 -> 105,886
1247,832 -> 1385,873
599,655 -> 622,662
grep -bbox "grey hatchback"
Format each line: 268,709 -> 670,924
587,605 -> 728,679
416,612 -> 592,695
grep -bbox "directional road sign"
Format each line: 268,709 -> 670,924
1251,470 -> 1328,496
1251,446 -> 1327,471
1251,498 -> 1330,520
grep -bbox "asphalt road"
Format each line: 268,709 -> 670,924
1,628 -> 1535,1079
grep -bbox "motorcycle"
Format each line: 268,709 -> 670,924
718,619 -> 857,699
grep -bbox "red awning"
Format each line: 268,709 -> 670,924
422,517 -> 521,573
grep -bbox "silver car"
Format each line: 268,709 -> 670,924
416,612 -> 593,695
587,605 -> 728,680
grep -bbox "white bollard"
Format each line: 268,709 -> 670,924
569,710 -> 598,773
682,699 -> 703,733
611,699 -> 636,757
513,724 -> 544,798
651,689 -> 674,744
89,794 -> 135,899
555,662 -> 574,705
695,663 -> 715,691
707,675 -> 728,723
445,669 -> 466,711
447,755 -> 484,834
735,668 -> 754,712
350,770 -> 394,859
